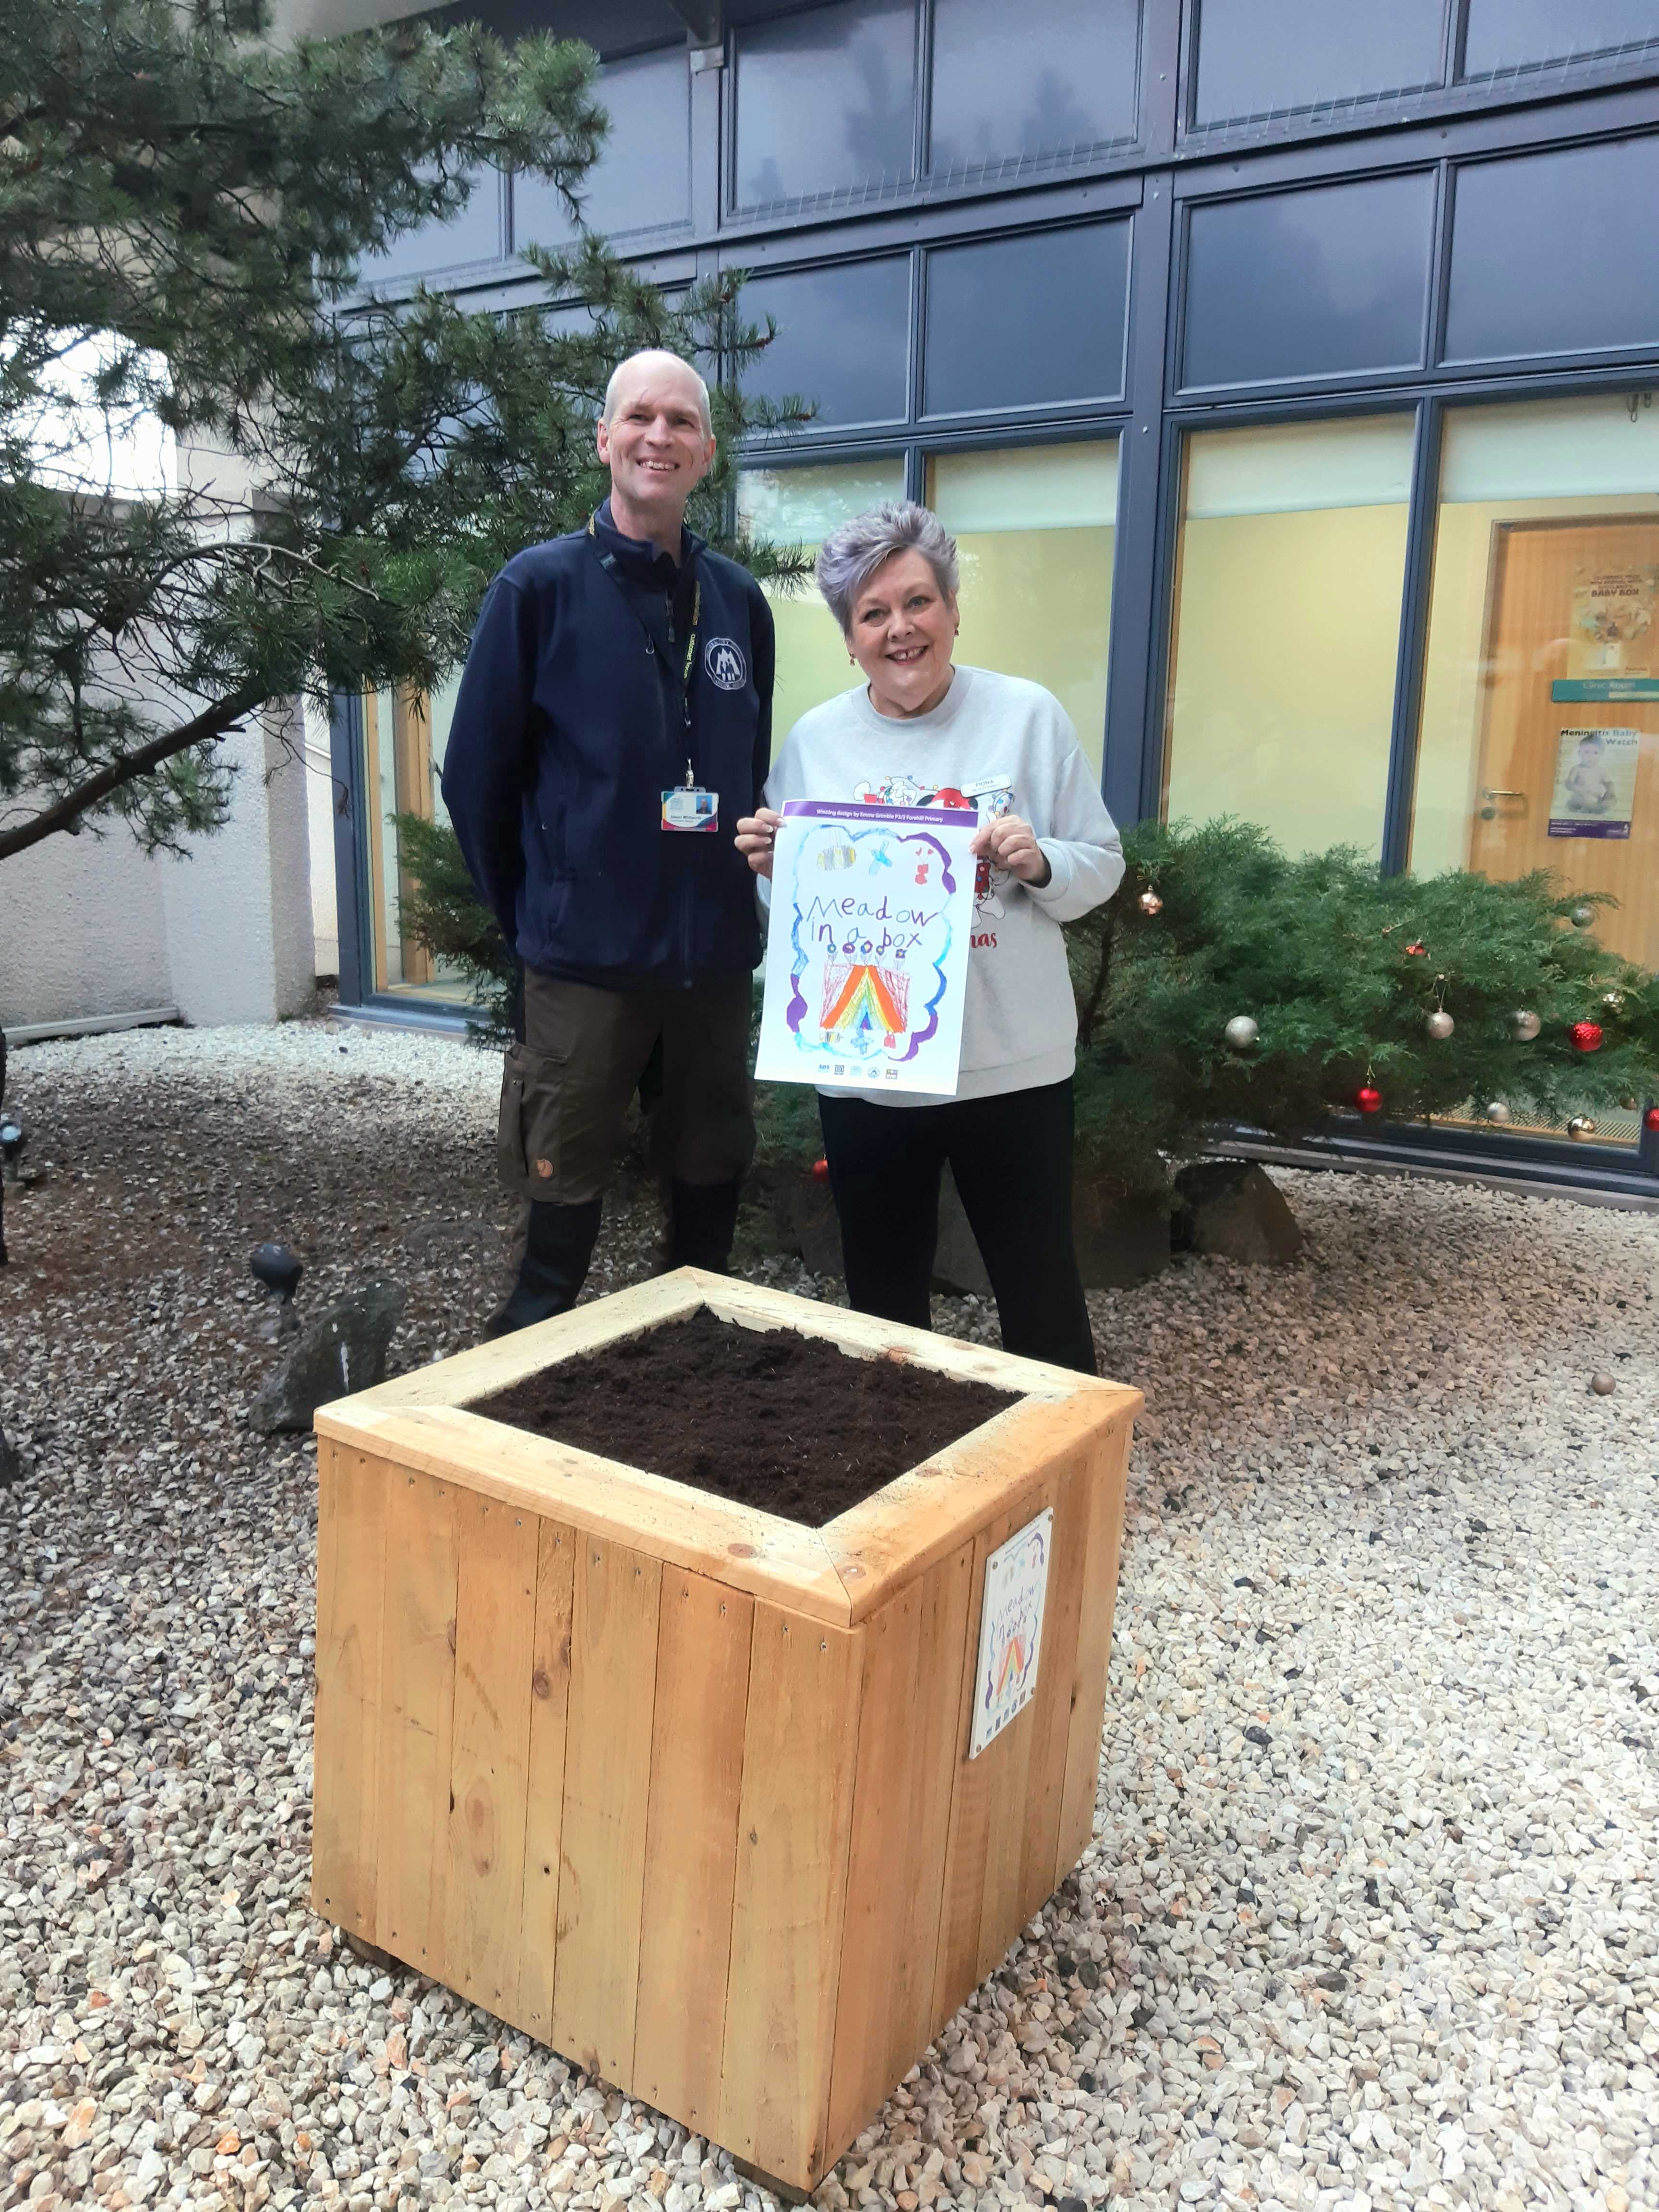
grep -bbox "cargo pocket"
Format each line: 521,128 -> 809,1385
495,1041 -> 567,1201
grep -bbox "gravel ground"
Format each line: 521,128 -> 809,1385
1,1020 -> 1656,2212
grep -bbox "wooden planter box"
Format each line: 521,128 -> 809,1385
312,1270 -> 1139,2196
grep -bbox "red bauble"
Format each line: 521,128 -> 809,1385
1645,1106 -> 1659,1133
812,1155 -> 830,1182
1570,1021 -> 1605,1054
1404,940 -> 1427,958
1355,1086 -> 1383,1115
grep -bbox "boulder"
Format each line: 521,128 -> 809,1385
774,1179 -> 844,1282
0,1425 -> 21,1489
249,1280 -> 407,1435
931,1166 -> 992,1298
1173,1160 -> 1304,1265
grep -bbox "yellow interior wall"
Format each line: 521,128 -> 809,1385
953,528 -> 1114,774
767,527 -> 1116,770
1411,491 -> 1659,875
1165,504 -> 1409,858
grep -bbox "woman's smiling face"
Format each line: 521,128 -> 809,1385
846,547 -> 959,719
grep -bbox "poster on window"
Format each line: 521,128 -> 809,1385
1548,727 -> 1640,840
1568,567 -> 1659,679
754,800 -> 978,1095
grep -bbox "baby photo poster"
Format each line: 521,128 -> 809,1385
755,801 -> 979,1095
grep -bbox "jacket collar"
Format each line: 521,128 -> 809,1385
592,497 -> 705,585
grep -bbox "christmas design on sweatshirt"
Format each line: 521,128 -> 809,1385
852,771 -> 1014,938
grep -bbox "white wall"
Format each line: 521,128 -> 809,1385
1,702 -> 319,1032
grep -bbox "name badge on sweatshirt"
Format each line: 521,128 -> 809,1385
661,786 -> 719,832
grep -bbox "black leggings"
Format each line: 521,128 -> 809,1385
817,1077 -> 1096,1375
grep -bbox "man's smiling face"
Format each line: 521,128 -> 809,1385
596,358 -> 716,521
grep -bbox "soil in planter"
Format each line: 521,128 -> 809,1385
471,1308 -> 1019,1527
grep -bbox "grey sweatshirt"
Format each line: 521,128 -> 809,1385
762,666 -> 1124,1103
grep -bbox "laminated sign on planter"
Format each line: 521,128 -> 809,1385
755,801 -> 979,1095
970,1509 -> 1054,1757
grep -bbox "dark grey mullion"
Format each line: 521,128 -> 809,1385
1176,0 -> 1203,140
1379,397 -> 1445,875
1103,170 -> 1176,826
1448,0 -> 1472,85
915,0 -> 935,184
330,688 -> 368,1011
1424,156 -> 1452,368
1140,0 -> 1185,160
908,244 -> 926,427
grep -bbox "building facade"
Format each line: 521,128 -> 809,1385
333,0 -> 1659,1192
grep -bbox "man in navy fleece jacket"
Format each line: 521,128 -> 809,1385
441,349 -> 774,1335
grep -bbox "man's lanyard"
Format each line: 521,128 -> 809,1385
587,512 -> 701,788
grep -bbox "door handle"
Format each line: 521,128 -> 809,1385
1479,788 -> 1526,819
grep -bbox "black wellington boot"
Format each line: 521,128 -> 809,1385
664,1176 -> 744,1275
484,1197 -> 603,1338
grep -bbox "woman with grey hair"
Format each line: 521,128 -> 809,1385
735,500 -> 1123,1374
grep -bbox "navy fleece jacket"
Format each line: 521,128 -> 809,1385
441,503 -> 774,983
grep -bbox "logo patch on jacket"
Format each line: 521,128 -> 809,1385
704,637 -> 747,691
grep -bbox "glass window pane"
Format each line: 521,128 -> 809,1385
515,47 -> 690,252
929,441 -> 1119,774
923,222 -> 1129,416
1464,0 -> 1659,75
927,0 -> 1139,180
1192,0 -> 1445,124
363,169 -> 504,286
1163,416 -> 1415,856
733,0 -> 917,213
738,459 -> 908,741
1182,173 -> 1433,388
741,259 -> 912,428
1411,396 -> 1659,1005
1444,137 -> 1659,364
361,673 -> 469,1002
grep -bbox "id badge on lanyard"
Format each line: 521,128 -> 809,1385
586,514 -> 720,833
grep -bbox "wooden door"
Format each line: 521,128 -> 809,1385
1470,517 -> 1659,969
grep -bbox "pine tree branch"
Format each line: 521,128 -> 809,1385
0,687 -> 264,860
1078,901 -> 1118,1048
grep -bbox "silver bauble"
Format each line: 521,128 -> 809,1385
1601,989 -> 1626,1014
1137,888 -> 1164,916
1509,1009 -> 1542,1041
1570,902 -> 1597,929
1484,1100 -> 1512,1124
1425,1009 -> 1455,1040
1567,1115 -> 1597,1140
1224,1014 -> 1260,1051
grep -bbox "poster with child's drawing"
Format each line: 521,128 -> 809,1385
755,800 -> 978,1095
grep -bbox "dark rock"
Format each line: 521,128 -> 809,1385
1244,1724 -> 1273,1747
1071,1182 -> 1170,1288
1173,1159 -> 1305,1265
0,1426 -> 21,1489
931,1165 -> 991,1297
774,1179 -> 844,1281
1077,1958 -> 1101,1989
249,1280 -> 406,1434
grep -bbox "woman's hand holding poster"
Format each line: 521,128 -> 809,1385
754,801 -> 979,1094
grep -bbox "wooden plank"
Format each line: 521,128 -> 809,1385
316,1401 -> 852,1628
445,1492 -> 539,2021
312,1444 -> 389,1936
890,1540 -> 975,2071
721,1605 -> 863,2193
1012,1446 -> 1097,1939
633,1572 -> 755,2134
376,1468 -> 458,1974
551,1535 -> 662,2081
320,1274 -> 707,1416
699,1271 -> 1121,1398
518,1517 -> 577,2040
929,1483 -> 1054,2023
1054,1417 -> 1132,1885
823,1386 -> 1140,1623
824,1576 -> 936,2160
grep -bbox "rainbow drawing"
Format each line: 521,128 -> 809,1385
819,960 -> 910,1043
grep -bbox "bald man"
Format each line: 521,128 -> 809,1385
443,349 -> 775,1335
